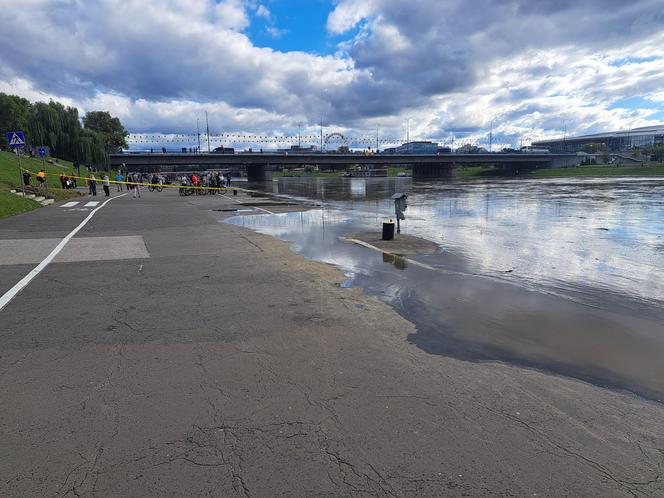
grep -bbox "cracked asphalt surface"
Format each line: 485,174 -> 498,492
1,189 -> 663,496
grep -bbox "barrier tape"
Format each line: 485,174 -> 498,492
20,169 -> 240,193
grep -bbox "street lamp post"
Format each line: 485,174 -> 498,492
197,118 -> 201,153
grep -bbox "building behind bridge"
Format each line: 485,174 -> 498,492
383,141 -> 439,154
533,124 -> 664,153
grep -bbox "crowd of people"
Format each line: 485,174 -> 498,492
58,173 -> 78,189
179,171 -> 232,188
38,169 -> 233,198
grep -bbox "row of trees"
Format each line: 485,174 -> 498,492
0,92 -> 128,168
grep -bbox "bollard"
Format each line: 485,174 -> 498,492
233,189 -> 238,196
382,220 -> 395,241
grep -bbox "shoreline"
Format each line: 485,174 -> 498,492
228,189 -> 664,405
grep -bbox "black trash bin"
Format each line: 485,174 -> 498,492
22,172 -> 31,186
382,220 -> 395,241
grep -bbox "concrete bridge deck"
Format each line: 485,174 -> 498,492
110,152 -> 582,180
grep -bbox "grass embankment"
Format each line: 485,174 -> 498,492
275,167 -> 410,177
0,190 -> 41,219
0,150 -> 84,218
273,170 -> 345,178
525,163 -> 664,178
456,163 -> 664,179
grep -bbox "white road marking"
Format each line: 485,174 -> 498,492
0,194 -> 127,312
61,201 -> 79,208
339,237 -> 437,271
84,201 -> 100,207
252,206 -> 275,215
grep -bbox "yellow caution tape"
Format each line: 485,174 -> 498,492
21,169 -> 241,193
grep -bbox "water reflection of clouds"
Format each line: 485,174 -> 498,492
405,179 -> 664,303
234,177 -> 664,305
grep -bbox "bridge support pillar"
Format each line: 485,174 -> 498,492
412,163 -> 455,180
247,164 -> 273,182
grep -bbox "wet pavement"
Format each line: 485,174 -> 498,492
229,176 -> 664,402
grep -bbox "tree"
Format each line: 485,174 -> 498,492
0,92 -> 122,168
646,144 -> 664,163
0,93 -> 31,146
83,111 -> 128,151
582,142 -> 605,154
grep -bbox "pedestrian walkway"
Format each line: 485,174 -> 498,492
61,201 -> 100,208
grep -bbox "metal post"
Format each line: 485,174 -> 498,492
396,216 -> 401,234
18,152 -> 24,195
205,111 -> 211,153
197,118 -> 201,153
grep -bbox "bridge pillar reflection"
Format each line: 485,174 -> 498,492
247,164 -> 273,182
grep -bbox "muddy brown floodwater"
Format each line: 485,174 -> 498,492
227,176 -> 664,402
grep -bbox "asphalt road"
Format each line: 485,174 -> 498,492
1,188 -> 663,497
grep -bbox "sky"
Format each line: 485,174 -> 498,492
0,0 -> 663,150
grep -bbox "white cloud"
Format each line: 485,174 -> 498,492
215,0 -> 251,30
255,4 -> 271,20
0,0 -> 662,145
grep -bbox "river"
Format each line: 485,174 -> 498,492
227,176 -> 664,401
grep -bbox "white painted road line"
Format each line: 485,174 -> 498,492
61,201 -> 79,208
252,206 -> 275,215
0,193 -> 127,312
84,201 -> 100,207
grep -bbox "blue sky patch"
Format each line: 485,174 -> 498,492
609,56 -> 659,67
246,0 -> 350,54
608,95 -> 659,110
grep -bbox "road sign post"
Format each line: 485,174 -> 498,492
7,131 -> 27,195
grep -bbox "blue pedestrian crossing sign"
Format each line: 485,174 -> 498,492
38,146 -> 46,157
6,131 -> 26,149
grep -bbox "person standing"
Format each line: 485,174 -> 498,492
89,174 -> 97,196
132,173 -> 141,198
102,174 -> 111,197
116,172 -> 124,191
37,169 -> 47,190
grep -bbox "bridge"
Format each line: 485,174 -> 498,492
109,152 -> 582,181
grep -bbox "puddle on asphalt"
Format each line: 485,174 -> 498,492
226,177 -> 664,402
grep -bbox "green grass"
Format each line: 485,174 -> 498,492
273,170 -> 344,177
456,166 -> 511,179
0,150 -> 83,202
0,190 -> 41,219
387,167 -> 410,176
524,163 -> 664,178
455,163 -> 664,179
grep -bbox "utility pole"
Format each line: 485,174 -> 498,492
320,117 -> 323,152
407,118 -> 410,144
205,111 -> 211,153
376,127 -> 379,152
298,122 -> 301,148
489,119 -> 494,153
197,118 -> 201,153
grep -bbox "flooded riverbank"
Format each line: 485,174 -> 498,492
227,177 -> 664,401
